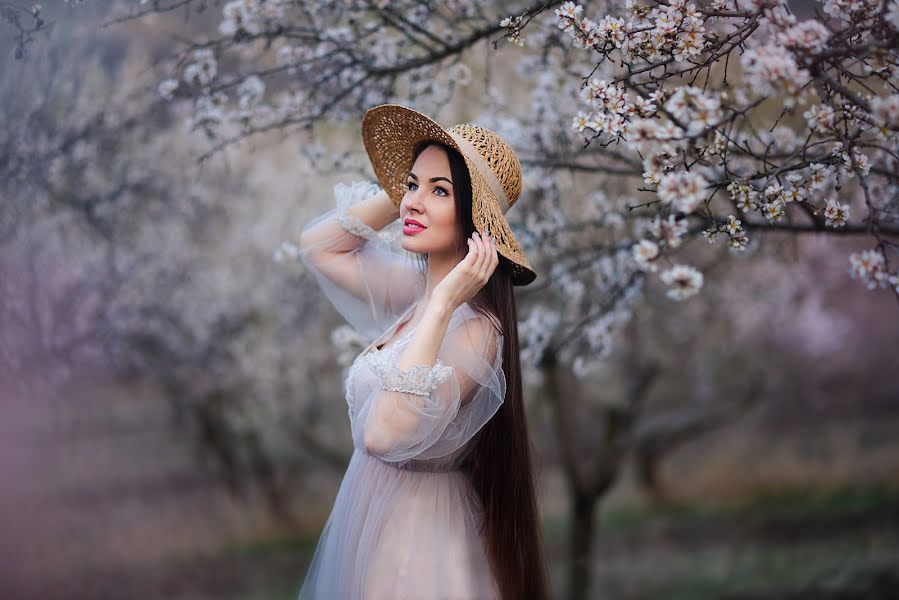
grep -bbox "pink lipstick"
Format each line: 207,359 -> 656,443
403,218 -> 427,236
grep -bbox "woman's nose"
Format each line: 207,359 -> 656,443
405,190 -> 425,212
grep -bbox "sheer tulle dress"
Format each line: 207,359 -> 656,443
295,181 -> 505,599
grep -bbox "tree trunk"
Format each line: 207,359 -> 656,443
567,490 -> 597,600
636,446 -> 670,507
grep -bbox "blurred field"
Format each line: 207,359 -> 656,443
3,371 -> 897,600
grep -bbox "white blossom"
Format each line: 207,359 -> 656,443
763,199 -> 786,221
728,230 -> 749,251
183,48 -> 217,86
632,239 -> 660,271
651,214 -> 689,247
823,0 -> 881,21
837,146 -> 871,177
870,94 -> 899,128
555,2 -> 583,20
888,1 -> 899,30
848,249 -> 888,289
188,91 -> 227,131
157,79 -> 179,101
777,20 -> 830,53
664,86 -> 722,135
728,179 -> 758,211
823,198 -> 850,227
808,162 -> 833,191
237,75 -> 266,109
741,45 -> 810,96
657,171 -> 708,213
660,264 -> 704,300
804,104 -> 837,133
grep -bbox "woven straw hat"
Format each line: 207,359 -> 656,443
361,103 -> 536,286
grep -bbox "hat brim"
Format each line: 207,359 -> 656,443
361,104 -> 536,286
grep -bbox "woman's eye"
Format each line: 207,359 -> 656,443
406,181 -> 449,197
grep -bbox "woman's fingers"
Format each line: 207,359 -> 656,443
488,235 -> 498,278
476,230 -> 490,275
477,229 -> 493,280
465,229 -> 498,285
466,235 -> 480,265
488,235 -> 498,275
469,231 -> 482,266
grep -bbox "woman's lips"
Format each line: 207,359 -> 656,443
402,222 -> 426,235
403,219 -> 426,235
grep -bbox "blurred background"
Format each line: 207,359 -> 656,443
1,2 -> 898,599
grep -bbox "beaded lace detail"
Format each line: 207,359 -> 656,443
368,351 -> 455,398
345,307 -> 473,419
346,325 -> 455,405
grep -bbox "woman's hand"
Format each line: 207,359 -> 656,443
432,228 -> 499,311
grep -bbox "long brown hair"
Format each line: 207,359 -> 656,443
410,141 -> 550,600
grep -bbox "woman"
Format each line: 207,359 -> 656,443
296,104 -> 549,600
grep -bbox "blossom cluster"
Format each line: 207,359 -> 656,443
740,45 -> 811,97
499,14 -> 526,47
702,215 -> 749,251
656,171 -> 708,214
553,0 -> 899,302
555,0 -> 707,64
218,0 -> 290,37
660,264 -> 704,300
849,249 -> 899,292
572,78 -> 632,140
158,45 -> 283,134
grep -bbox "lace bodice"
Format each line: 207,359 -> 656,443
343,301 -> 503,471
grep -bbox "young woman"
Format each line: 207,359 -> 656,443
296,104 -> 549,600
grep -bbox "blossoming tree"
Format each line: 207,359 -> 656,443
9,3 -> 897,595
113,0 -> 897,375
540,0 -> 899,301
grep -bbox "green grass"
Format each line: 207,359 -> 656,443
542,483 -> 899,599
540,482 -> 899,549
220,530 -> 322,560
594,540 -> 899,600
594,482 -> 899,535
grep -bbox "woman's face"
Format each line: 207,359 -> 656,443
399,144 -> 461,257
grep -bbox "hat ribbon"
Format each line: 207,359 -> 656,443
447,131 -> 510,214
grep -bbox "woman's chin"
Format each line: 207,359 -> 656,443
400,236 -> 417,251
401,236 -> 431,255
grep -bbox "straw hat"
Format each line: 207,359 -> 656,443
361,103 -> 536,286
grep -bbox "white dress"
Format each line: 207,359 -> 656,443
296,181 -> 505,599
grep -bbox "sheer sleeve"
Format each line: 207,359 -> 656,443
297,180 -> 425,342
359,308 -> 506,462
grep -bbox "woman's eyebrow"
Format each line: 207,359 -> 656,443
407,171 -> 453,186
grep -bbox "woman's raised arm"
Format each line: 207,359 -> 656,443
297,181 -> 424,341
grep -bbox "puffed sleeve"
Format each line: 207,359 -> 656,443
296,180 -> 425,342
358,308 -> 506,462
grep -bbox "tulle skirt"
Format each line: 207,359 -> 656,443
297,449 -> 500,599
